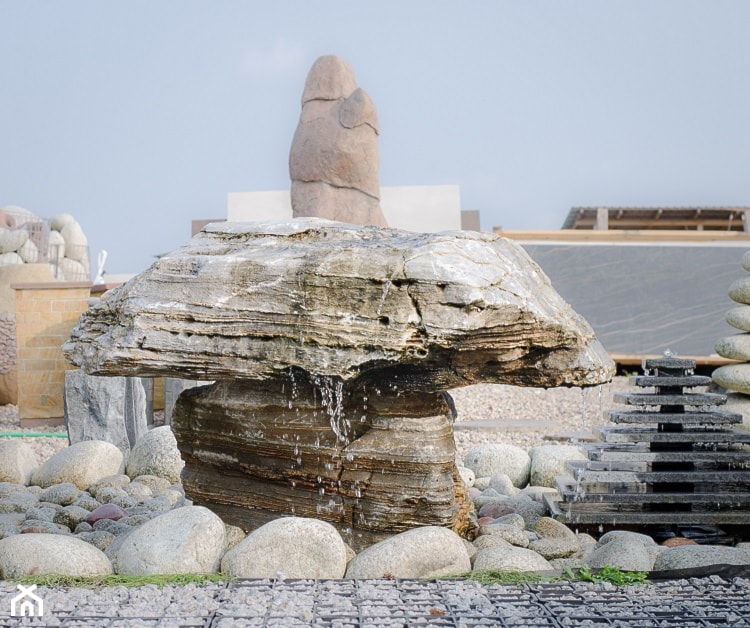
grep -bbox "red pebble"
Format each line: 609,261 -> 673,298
86,503 -> 127,524
662,537 -> 698,547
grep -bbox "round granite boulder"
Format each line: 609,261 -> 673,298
345,526 -> 470,579
31,441 -> 124,490
463,445 -> 531,488
222,517 -> 347,579
0,533 -> 112,577
126,427 -> 184,484
0,441 -> 38,485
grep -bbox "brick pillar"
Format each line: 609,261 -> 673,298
13,281 -> 91,425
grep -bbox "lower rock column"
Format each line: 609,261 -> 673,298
171,373 -> 475,550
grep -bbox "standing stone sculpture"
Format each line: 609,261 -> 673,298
64,219 -> 615,549
289,55 -> 388,227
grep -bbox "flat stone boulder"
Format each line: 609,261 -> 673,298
529,445 -> 586,488
112,506 -> 225,575
221,517 -> 347,579
712,363 -> 750,395
726,306 -> 750,332
472,545 -> 553,572
715,333 -> 750,361
464,445 -> 531,487
0,533 -> 112,577
31,441 -> 123,490
126,426 -> 184,484
63,220 -> 614,390
345,526 -> 470,579
0,441 -> 37,485
653,545 -> 750,571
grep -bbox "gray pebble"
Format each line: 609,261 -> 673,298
21,519 -> 71,535
39,482 -> 81,506
54,505 -> 91,529
74,521 -> 94,534
92,518 -> 132,536
77,529 -> 116,551
25,506 -> 59,522
72,492 -> 102,511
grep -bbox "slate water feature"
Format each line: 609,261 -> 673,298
548,356 -> 750,531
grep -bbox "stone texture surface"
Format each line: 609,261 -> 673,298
653,545 -> 750,571
63,220 -> 613,389
290,55 -> 386,227
529,445 -> 586,488
715,333 -> 750,362
585,535 -> 654,572
173,378 -> 473,550
0,441 -> 38,485
221,517 -> 347,579
472,545 -> 553,572
64,370 -> 149,457
0,533 -> 113,577
726,305 -> 750,332
31,441 -> 124,490
345,526 -> 470,579
712,363 -> 750,395
463,445 -> 531,487
113,506 -> 225,575
126,426 -> 184,484
729,276 -> 750,304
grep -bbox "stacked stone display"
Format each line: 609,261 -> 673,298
713,250 -> 750,425
0,205 -> 90,281
547,356 -> 750,529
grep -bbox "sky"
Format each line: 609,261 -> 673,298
2,1 -> 750,276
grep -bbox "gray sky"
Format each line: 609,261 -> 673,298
2,1 -> 749,274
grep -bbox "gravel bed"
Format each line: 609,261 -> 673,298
0,576 -> 748,626
0,403 -> 69,463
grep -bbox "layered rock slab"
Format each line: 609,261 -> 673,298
63,219 -> 614,389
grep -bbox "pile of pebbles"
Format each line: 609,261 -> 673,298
2,421 -> 750,582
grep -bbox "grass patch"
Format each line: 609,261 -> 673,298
438,570 -> 547,585
562,565 -> 649,586
13,573 -> 226,589
442,565 -> 648,587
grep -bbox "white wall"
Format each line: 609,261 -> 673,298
227,185 -> 462,232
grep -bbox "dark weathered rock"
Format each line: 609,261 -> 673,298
172,375 -> 474,550
63,220 -> 613,389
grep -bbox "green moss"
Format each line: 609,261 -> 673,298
12,573 -> 226,589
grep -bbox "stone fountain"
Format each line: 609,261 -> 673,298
64,220 -> 613,548
62,55 -> 614,550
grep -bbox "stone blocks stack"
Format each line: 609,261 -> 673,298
713,250 -> 750,427
0,205 -> 90,281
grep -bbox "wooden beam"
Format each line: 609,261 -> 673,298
493,228 -> 750,243
610,353 -> 739,367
